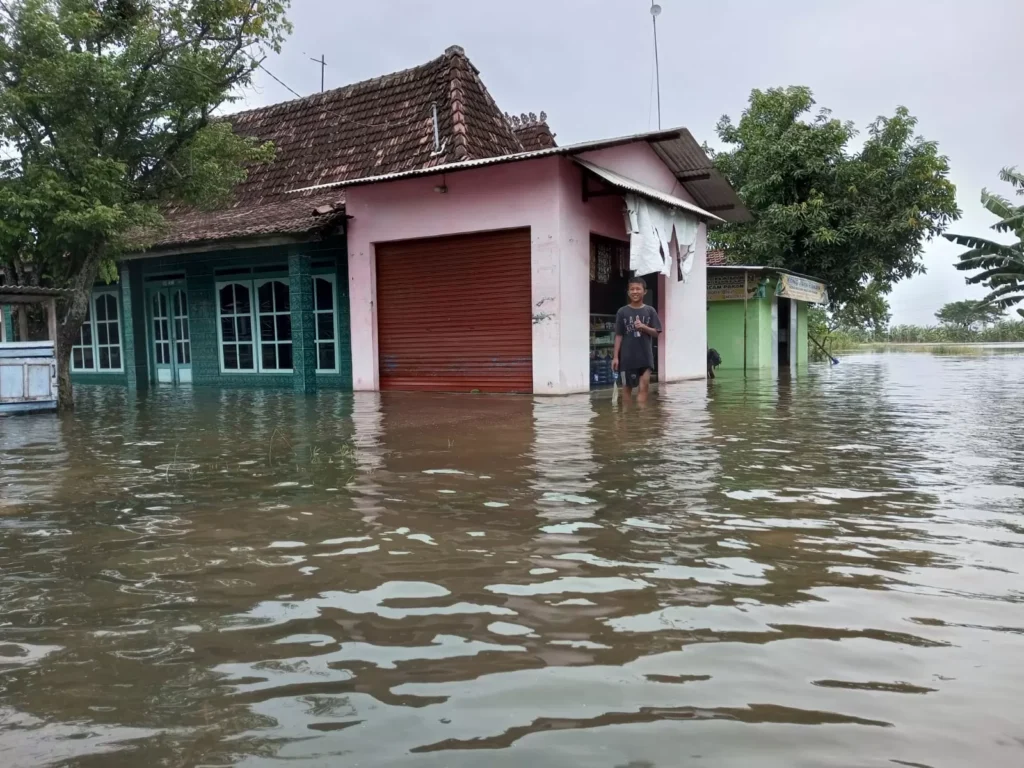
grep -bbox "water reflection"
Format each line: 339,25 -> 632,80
1,352 -> 1024,766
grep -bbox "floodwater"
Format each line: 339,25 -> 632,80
2,352 -> 1024,768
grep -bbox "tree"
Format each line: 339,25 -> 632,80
0,0 -> 291,411
831,281 -> 891,336
945,167 -> 1024,318
710,86 -> 960,314
935,299 -> 1003,330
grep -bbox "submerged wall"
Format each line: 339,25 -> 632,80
71,238 -> 351,391
707,297 -> 771,370
346,142 -> 709,394
708,283 -> 813,371
797,301 -> 809,366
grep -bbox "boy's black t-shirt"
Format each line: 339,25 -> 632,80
615,304 -> 662,370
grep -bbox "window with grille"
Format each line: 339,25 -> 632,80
217,279 -> 294,373
71,291 -> 122,372
313,275 -> 338,373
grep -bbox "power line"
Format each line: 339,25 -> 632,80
254,60 -> 433,132
257,62 -> 301,99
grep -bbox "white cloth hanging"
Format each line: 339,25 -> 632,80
622,194 -> 667,276
672,212 -> 698,283
623,194 -> 700,280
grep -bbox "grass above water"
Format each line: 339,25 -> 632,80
858,343 -> 988,355
812,340 -> 1024,361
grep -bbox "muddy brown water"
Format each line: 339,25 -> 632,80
2,352 -> 1024,767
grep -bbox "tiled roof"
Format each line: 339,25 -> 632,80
508,112 -> 557,151
152,46 -> 527,251
706,250 -> 728,266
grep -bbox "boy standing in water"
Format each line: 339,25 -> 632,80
612,276 -> 662,402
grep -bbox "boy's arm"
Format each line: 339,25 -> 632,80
612,311 -> 625,371
638,311 -> 662,337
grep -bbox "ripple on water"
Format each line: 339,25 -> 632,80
1,355 -> 1024,766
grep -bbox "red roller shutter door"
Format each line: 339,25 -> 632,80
376,229 -> 533,392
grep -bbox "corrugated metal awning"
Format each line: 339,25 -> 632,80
574,159 -> 723,223
648,130 -> 751,223
0,285 -> 68,303
287,126 -> 750,222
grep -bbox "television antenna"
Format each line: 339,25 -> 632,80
651,2 -> 662,129
310,54 -> 326,92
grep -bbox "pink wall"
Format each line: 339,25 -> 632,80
345,140 -> 708,393
573,141 -> 708,383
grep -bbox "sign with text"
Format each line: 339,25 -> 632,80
776,274 -> 828,304
707,273 -> 764,301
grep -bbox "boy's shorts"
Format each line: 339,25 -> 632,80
621,368 -> 650,388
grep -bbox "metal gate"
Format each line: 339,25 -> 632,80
376,229 -> 533,392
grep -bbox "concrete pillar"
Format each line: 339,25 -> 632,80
120,263 -> 149,390
288,250 -> 317,394
660,222 -> 708,382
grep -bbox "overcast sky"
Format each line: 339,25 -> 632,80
237,0 -> 1022,325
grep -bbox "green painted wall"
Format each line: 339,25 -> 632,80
758,290 -> 774,368
72,237 -> 351,390
1,305 -> 14,342
796,301 -> 809,366
708,274 -> 818,371
708,296 -> 770,370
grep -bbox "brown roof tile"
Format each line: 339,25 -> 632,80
508,112 -> 557,151
152,46 -> 527,250
706,249 -> 728,266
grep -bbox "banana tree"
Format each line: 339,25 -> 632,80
946,168 -> 1024,317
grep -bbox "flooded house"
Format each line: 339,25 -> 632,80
65,46 -> 746,395
706,251 -> 828,373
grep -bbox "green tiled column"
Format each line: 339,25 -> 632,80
289,250 -> 317,394
185,261 -> 219,385
1,305 -> 14,342
120,264 -> 149,389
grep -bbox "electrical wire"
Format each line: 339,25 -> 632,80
254,60 -> 427,132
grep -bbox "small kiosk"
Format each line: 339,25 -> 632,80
0,286 -> 64,415
706,260 -> 827,373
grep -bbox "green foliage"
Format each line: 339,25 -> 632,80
830,281 -> 891,334
934,299 -> 1003,330
946,167 -> 1024,317
0,0 -> 289,281
710,86 -> 960,313
0,0 -> 291,408
814,319 -> 1024,350
887,322 -> 1024,344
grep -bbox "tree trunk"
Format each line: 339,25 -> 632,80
56,332 -> 75,412
56,250 -> 104,414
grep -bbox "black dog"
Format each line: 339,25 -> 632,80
707,348 -> 722,379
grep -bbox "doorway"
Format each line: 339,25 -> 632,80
147,281 -> 192,384
777,296 -> 792,369
588,234 -> 658,389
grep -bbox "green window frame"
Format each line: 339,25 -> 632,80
71,289 -> 123,372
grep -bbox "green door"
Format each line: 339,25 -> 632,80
148,285 -> 191,384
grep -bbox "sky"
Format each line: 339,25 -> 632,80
236,0 -> 1022,326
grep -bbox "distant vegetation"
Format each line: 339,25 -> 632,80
809,305 -> 1024,359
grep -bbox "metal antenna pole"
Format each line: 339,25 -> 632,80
651,2 -> 662,129
309,54 -> 326,92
